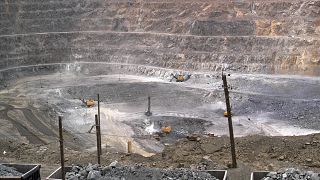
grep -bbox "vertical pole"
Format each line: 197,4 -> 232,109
222,73 -> 237,168
97,94 -> 100,124
99,117 -> 102,155
95,114 -> 101,164
97,94 -> 102,154
58,116 -> 65,180
99,119 -> 102,158
145,96 -> 152,116
148,96 -> 151,113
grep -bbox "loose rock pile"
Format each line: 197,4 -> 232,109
66,163 -> 219,180
262,168 -> 320,180
0,164 -> 23,176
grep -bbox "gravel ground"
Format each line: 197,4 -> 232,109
0,164 -> 23,176
66,163 -> 219,180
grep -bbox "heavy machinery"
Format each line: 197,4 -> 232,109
161,126 -> 172,134
152,126 -> 171,140
170,73 -> 191,82
80,98 -> 95,107
224,111 -> 231,117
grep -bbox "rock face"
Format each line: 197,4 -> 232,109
0,0 -> 319,75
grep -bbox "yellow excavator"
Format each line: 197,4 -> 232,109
161,126 -> 172,134
153,123 -> 172,140
170,73 -> 191,82
160,121 -> 172,134
80,98 -> 95,107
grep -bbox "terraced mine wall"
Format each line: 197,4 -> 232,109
0,0 -> 319,76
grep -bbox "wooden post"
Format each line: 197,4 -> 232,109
127,141 -> 132,154
58,116 -> 65,180
222,73 -> 237,168
95,114 -> 101,164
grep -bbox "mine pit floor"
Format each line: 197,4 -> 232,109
0,69 -> 320,179
0,71 -> 320,155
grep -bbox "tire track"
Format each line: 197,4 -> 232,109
0,103 -> 47,144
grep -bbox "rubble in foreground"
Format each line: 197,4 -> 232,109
66,163 -> 219,180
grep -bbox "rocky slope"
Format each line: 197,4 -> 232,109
0,0 -> 319,76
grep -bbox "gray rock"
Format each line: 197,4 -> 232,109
79,169 -> 88,177
262,168 -> 320,180
87,170 -> 101,180
66,164 -> 219,180
109,161 -> 119,168
306,159 -> 313,163
278,156 -> 285,161
0,165 -> 23,177
311,173 -> 320,180
86,163 -> 94,172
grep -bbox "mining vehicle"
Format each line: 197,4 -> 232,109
224,111 -> 232,117
80,98 -> 95,107
161,126 -> 172,134
170,73 -> 191,82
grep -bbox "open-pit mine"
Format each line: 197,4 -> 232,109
0,0 -> 319,180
